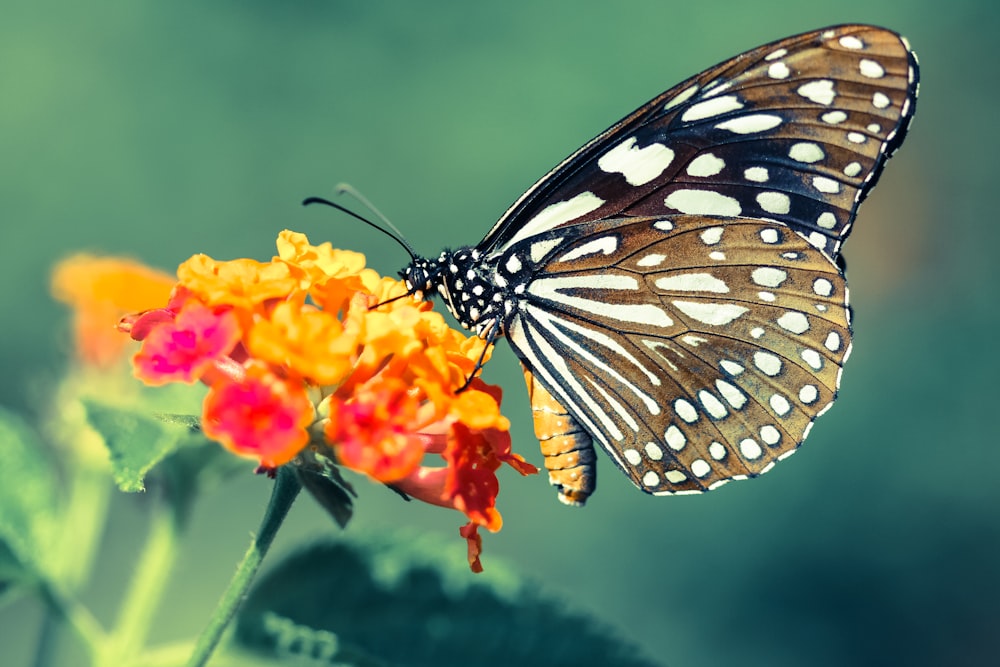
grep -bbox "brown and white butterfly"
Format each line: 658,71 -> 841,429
400,25 -> 919,504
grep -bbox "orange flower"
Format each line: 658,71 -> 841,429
51,254 -> 175,368
115,230 -> 537,571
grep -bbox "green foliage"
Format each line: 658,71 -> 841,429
82,400 -> 191,493
235,537 -> 661,667
0,406 -> 59,585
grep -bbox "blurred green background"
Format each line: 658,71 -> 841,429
2,0 -> 996,665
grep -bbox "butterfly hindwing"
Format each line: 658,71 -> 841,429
503,215 -> 850,495
481,25 -> 918,259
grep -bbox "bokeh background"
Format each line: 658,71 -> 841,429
2,0 -> 996,665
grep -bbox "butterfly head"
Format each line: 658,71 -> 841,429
399,255 -> 442,297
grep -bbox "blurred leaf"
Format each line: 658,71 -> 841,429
158,436 -> 249,527
0,406 -> 59,583
235,537 -> 661,667
0,538 -> 32,609
295,452 -> 356,529
82,400 -> 191,492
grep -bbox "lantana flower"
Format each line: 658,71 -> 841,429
116,230 -> 537,571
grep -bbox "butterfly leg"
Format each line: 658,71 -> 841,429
456,319 -> 501,393
522,366 -> 597,506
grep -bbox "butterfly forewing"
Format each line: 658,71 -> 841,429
503,215 -> 850,494
481,25 -> 918,259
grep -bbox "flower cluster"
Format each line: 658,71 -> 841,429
115,231 -> 537,571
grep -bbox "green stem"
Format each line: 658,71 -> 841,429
184,467 -> 302,667
37,580 -> 107,665
100,494 -> 180,667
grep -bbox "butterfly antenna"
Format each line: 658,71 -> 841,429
334,183 -> 412,248
301,194 -> 417,261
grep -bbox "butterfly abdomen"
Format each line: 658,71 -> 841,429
523,367 -> 597,506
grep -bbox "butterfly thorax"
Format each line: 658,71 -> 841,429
401,246 -> 521,340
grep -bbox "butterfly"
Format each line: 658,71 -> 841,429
400,25 -> 919,505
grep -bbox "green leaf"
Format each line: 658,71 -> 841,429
295,451 -> 356,529
235,536 -> 661,667
82,400 -> 191,492
0,406 -> 59,582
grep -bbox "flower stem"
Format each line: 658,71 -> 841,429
184,467 -> 302,667
101,493 -> 180,667
36,581 -> 106,666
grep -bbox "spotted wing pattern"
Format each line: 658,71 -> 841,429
503,215 -> 850,496
406,25 -> 918,502
481,25 -> 918,259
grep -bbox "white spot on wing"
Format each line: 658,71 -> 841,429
597,137 -> 676,186
511,192 -> 604,246
698,390 -> 728,419
777,311 -> 810,333
813,278 -> 833,296
686,153 -> 726,177
557,236 -> 618,263
636,253 -> 666,267
767,62 -> 790,79
757,192 -> 790,214
665,190 -> 742,216
754,351 -> 783,376
744,166 -> 769,182
839,35 -> 864,49
770,393 -> 791,416
665,470 -> 688,484
739,438 -> 763,460
691,459 -> 711,478
751,267 -> 788,288
720,360 -> 744,376
813,176 -> 841,194
654,220 -> 674,232
700,227 -> 724,245
715,114 -> 783,134
655,273 -> 729,293
859,58 -> 885,78
760,228 -> 779,244
674,398 -> 698,423
817,212 -> 837,229
789,142 -> 825,164
798,80 -> 836,105
529,237 -> 565,263
664,84 -> 699,111
801,348 -> 823,370
665,424 -> 686,450
760,424 -> 781,445
681,94 -> 744,122
672,300 -> 749,326
716,379 -> 747,409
